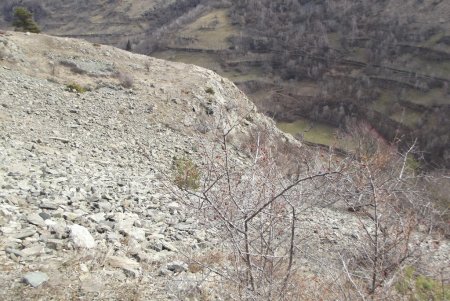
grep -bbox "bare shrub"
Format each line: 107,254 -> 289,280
333,126 -> 440,297
164,120 -> 444,300
116,71 -> 134,88
174,125 -> 343,300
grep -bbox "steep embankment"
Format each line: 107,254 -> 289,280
0,31 -> 293,299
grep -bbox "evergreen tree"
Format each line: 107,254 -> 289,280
12,7 -> 41,33
126,40 -> 132,51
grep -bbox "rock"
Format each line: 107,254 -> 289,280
194,230 -> 207,242
46,239 -> 64,250
149,240 -> 163,252
88,212 -> 105,223
27,213 -> 46,227
21,245 -> 44,256
39,212 -> 51,220
165,261 -> 188,273
39,202 -> 59,210
159,267 -> 171,276
98,201 -> 112,212
23,271 -> 49,287
106,256 -> 140,277
45,220 -> 67,239
5,247 -> 25,258
69,224 -> 96,249
129,227 -> 146,241
162,241 -> 178,252
95,223 -> 111,233
14,229 -> 37,239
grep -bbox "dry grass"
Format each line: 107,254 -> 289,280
169,9 -> 238,50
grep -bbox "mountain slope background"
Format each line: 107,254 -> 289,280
1,0 -> 449,168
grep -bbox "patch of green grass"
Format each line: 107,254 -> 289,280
420,32 -> 446,48
277,118 -> 337,146
152,50 -> 266,83
152,50 -> 222,71
173,157 -> 201,190
352,47 -> 367,62
205,87 -> 215,94
391,108 -> 421,127
169,8 -> 238,50
221,67 -> 265,82
399,55 -> 450,79
396,266 -> 450,301
327,32 -> 341,49
65,83 -> 87,93
405,88 -> 448,106
372,90 -> 397,114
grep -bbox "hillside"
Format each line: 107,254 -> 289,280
0,31 -> 298,299
1,0 -> 449,167
0,0 -> 187,49
1,30 -> 449,301
1,10 -> 450,301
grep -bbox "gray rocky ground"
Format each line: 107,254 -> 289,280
0,32 -> 448,300
0,31 -> 289,300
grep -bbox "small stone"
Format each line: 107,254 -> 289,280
46,239 -> 64,250
96,223 -> 111,233
39,202 -> 59,210
106,256 -> 140,277
21,245 -> 44,257
45,220 -> 67,239
14,229 -> 37,239
69,225 -> 96,249
350,233 -> 359,240
167,201 -> 180,210
166,261 -> 188,273
98,201 -> 112,212
162,241 -> 178,252
129,227 -> 146,241
39,212 -> 51,220
159,267 -> 171,276
80,264 -> 89,273
23,271 -> 49,287
149,240 -> 163,252
5,247 -> 25,257
88,213 -> 105,223
27,213 -> 46,228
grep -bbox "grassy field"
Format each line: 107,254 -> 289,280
371,90 -> 422,127
168,9 -> 238,50
405,88 -> 448,106
390,108 -> 421,127
276,118 -> 361,153
152,50 -> 222,70
152,50 -> 265,82
276,118 -> 337,146
327,32 -> 341,49
371,90 -> 396,112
